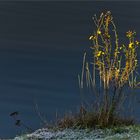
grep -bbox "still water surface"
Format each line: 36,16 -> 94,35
0,2 -> 140,138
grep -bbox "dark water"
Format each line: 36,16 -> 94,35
0,1 -> 140,138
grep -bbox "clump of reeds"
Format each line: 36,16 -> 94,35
78,11 -> 140,127
57,106 -> 134,129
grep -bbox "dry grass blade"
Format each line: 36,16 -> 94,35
78,11 -> 140,127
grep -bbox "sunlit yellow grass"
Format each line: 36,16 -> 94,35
79,11 -> 140,127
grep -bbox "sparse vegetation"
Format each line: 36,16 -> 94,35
57,11 -> 140,129
77,11 -> 140,128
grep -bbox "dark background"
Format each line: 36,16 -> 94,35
0,1 -> 140,138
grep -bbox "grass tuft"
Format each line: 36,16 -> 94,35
57,106 -> 134,130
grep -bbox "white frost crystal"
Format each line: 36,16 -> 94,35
13,126 -> 140,140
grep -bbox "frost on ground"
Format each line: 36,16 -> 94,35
13,125 -> 140,140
